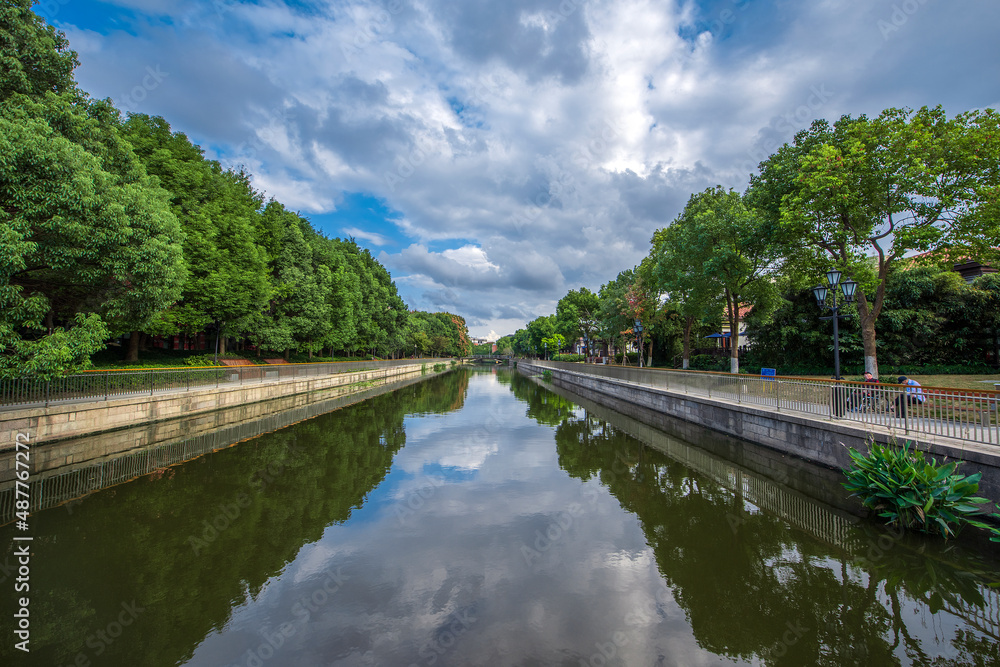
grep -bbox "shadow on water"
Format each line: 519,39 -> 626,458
0,371 -> 469,666
510,371 -> 1000,666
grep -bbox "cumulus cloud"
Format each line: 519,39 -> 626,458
56,0 -> 1000,336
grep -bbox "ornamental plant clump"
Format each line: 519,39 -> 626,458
843,439 -> 1000,541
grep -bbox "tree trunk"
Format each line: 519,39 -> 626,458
284,348 -> 290,361
682,316 -> 693,369
727,291 -> 740,374
219,335 -> 227,356
646,340 -> 653,367
856,295 -> 879,377
124,331 -> 141,362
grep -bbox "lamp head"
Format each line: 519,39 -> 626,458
812,284 -> 828,307
840,277 -> 858,303
825,268 -> 842,288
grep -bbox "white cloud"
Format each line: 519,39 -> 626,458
58,0 -> 1000,338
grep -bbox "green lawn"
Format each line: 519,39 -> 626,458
803,374 -> 1000,392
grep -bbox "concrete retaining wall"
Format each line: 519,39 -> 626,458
521,362 -> 1000,506
0,362 -> 427,454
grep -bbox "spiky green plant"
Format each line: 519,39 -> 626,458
843,439 -> 1000,541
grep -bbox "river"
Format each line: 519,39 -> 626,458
2,367 -> 998,666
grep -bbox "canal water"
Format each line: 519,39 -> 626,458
2,368 -> 999,666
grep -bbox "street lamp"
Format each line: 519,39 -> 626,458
583,333 -> 589,363
633,319 -> 643,368
812,268 -> 858,380
544,341 -> 547,360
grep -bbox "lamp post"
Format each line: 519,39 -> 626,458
633,319 -> 643,368
583,333 -> 589,363
544,341 -> 547,361
812,268 -> 858,381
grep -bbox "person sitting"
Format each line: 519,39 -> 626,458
847,371 -> 879,411
893,375 -> 926,417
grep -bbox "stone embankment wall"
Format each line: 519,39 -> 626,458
520,362 -> 1000,506
0,363 -> 426,453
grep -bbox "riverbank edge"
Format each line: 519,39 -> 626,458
519,361 -> 1000,507
0,362 -> 429,455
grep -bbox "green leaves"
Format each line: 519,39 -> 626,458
843,438 -> 999,540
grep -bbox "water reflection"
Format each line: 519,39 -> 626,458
0,369 -> 996,667
522,374 -> 1000,666
0,373 -> 468,666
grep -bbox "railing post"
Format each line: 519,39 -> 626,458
105,373 -> 109,401
45,379 -> 50,407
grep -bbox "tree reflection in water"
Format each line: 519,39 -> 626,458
511,372 -> 1000,666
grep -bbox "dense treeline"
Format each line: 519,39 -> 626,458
502,107 -> 1000,376
0,3 -> 469,376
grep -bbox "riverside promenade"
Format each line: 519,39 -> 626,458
0,359 -> 438,453
520,360 -> 1000,506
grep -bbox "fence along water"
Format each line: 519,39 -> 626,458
0,358 -> 438,410
531,361 -> 1000,447
0,372 -> 435,524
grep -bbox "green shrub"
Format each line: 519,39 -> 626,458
183,354 -> 223,367
552,354 -> 585,362
614,353 -> 639,364
688,354 -> 728,371
843,439 -> 1000,540
433,363 -> 445,372
542,370 -> 553,383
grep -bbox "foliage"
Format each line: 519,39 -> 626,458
406,311 -> 471,357
541,333 -> 565,355
656,186 -> 781,373
555,287 -> 601,348
843,439 -> 999,540
749,106 -> 1000,376
0,29 -> 184,376
650,220 -> 722,369
551,353 -> 585,362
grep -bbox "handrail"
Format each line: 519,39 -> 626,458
0,358 -> 438,410
526,360 -> 999,447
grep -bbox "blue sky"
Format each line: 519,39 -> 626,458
41,0 -> 1000,338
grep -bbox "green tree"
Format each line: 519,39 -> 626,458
121,115 -> 270,360
0,21 -> 184,376
650,223 -> 723,369
749,106 -> 1000,377
556,287 -> 601,358
669,186 -> 781,373
525,315 -> 557,357
0,0 -> 79,102
597,270 -> 635,363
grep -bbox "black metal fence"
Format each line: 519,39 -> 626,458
0,358 -> 438,410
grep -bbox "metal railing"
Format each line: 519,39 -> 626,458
0,372 -> 435,524
0,358 -> 438,410
528,360 -> 1000,447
